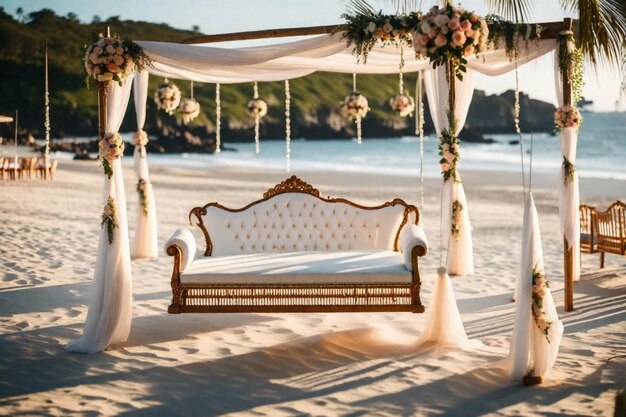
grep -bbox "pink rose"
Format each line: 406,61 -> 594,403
116,47 -> 123,55
89,54 -> 99,64
105,38 -> 112,45
107,62 -> 120,73
113,55 -> 124,66
448,19 -> 460,31
452,30 -> 467,46
93,66 -> 101,75
470,14 -> 478,23
428,28 -> 438,38
460,20 -> 471,31
441,162 -> 450,172
419,34 -> 430,46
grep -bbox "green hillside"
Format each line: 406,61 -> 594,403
0,8 -> 556,148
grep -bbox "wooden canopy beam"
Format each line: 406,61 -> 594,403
180,20 -> 571,44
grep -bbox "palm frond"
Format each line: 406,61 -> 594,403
487,0 -> 533,22
560,0 -> 626,67
346,0 -> 378,17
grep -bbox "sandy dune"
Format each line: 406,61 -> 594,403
0,158 -> 624,416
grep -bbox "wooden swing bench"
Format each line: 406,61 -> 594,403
165,176 -> 428,314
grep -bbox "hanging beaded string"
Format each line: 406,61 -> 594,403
285,79 -> 291,172
416,71 -> 425,215
190,80 -> 194,100
353,73 -> 362,145
215,83 -> 221,153
529,133 -> 534,194
44,40 -> 50,167
253,81 -> 261,154
514,48 -> 526,195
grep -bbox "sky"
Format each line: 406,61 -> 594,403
2,0 -> 623,111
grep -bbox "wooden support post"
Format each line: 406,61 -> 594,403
561,17 -> 575,312
97,27 -> 111,137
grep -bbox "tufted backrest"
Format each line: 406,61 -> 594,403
194,191 -> 418,257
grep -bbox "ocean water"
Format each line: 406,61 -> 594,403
143,112 -> 626,181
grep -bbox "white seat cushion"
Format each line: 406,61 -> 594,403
180,250 -> 411,285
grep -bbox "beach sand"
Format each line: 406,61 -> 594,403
0,157 -> 624,416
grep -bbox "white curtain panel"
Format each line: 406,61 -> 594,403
417,267 -> 468,347
424,66 -> 475,275
509,194 -> 563,379
66,77 -> 134,353
553,52 -> 581,282
131,71 -> 158,259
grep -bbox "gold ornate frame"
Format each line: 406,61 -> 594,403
167,176 -> 425,314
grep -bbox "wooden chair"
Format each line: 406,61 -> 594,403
26,157 -> 37,179
594,201 -> 625,268
48,160 -> 58,180
579,204 -> 598,254
0,157 -> 4,180
7,157 -> 19,180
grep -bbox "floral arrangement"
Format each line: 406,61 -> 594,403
84,33 -> 151,87
101,197 -> 118,244
451,200 -> 463,239
555,104 -> 582,131
562,156 -> 576,185
247,98 -> 268,118
179,98 -> 201,124
154,81 -> 181,115
137,178 -> 149,216
133,130 -> 148,147
531,263 -> 552,342
439,115 -> 460,182
412,5 -> 488,79
341,92 -> 370,120
341,9 -> 422,63
558,31 -> 585,104
485,15 -> 542,60
99,132 -> 125,178
389,94 -> 415,117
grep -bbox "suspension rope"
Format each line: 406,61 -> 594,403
285,80 -> 291,172
215,83 -> 221,153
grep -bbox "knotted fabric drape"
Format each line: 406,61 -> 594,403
424,67 -> 475,275
553,52 -> 580,282
66,78 -> 134,353
131,71 -> 159,259
509,194 -> 563,379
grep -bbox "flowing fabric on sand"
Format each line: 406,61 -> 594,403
417,266 -> 468,347
66,78 -> 134,353
131,70 -> 159,259
509,194 -> 564,379
424,66 -> 475,275
553,52 -> 580,282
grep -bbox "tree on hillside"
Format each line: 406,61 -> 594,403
15,7 -> 23,22
192,24 -> 201,32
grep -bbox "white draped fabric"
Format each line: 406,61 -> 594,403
554,52 -> 581,282
131,71 -> 159,259
66,78 -> 134,353
509,194 -> 563,379
424,67 -> 475,276
417,267 -> 468,347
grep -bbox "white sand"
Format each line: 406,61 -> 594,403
0,158 -> 624,416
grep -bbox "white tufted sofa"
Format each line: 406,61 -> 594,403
165,176 -> 428,314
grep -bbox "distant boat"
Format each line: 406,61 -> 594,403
578,97 -> 594,112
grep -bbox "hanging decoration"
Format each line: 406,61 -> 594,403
84,33 -> 150,87
285,79 -> 291,172
341,73 -> 369,144
215,83 -> 221,153
415,71 -> 425,214
44,41 -> 51,168
133,130 -> 149,158
412,5 -> 489,80
99,132 -> 125,179
389,49 -> 415,117
554,105 -> 582,132
247,81 -> 268,154
557,30 -> 585,104
154,79 -> 181,115
101,196 -> 118,245
179,81 -> 201,124
136,178 -> 149,216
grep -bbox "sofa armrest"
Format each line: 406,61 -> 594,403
400,224 -> 428,272
165,228 -> 196,272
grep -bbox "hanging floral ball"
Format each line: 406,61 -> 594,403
84,34 -> 136,85
554,105 -> 582,131
154,81 -> 181,115
179,98 -> 201,124
247,98 -> 268,118
133,130 -> 149,147
340,92 -> 369,120
389,94 -> 415,117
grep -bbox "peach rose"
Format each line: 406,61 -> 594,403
113,55 -> 124,66
105,45 -> 116,54
464,45 -> 474,56
116,47 -> 124,55
107,62 -> 120,73
441,162 -> 450,172
89,53 -> 99,64
419,34 -> 430,46
470,14 -> 478,23
452,30 -> 467,46
460,20 -> 471,31
382,22 -> 393,33
435,34 -> 448,47
93,66 -> 101,75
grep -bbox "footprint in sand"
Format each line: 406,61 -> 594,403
3,273 -> 18,282
219,347 -> 232,355
182,347 -> 199,354
67,309 -> 81,318
15,321 -> 29,330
